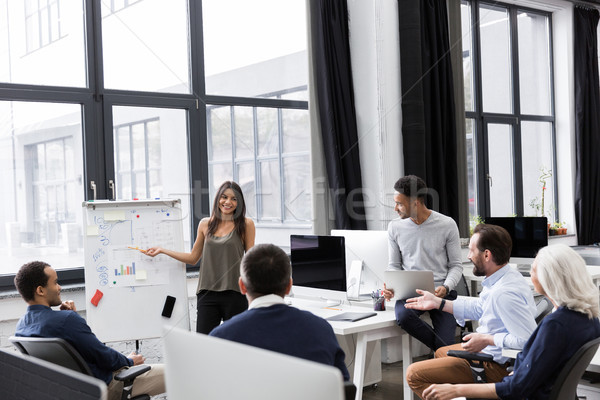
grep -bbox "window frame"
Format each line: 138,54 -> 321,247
464,0 -> 558,219
206,88 -> 310,224
0,0 -> 310,291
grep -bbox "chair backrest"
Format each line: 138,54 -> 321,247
455,274 -> 471,297
9,336 -> 93,376
549,336 -> 600,400
0,347 -> 106,400
534,296 -> 554,324
163,327 -> 345,400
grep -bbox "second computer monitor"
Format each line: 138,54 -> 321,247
484,216 -> 548,260
289,235 -> 347,292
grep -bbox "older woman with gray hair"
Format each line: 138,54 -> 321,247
421,244 -> 600,400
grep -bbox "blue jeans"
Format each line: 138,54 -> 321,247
394,290 -> 458,350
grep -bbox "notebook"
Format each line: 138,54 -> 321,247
326,312 -> 376,322
383,270 -> 435,300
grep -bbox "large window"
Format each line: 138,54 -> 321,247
202,0 -> 310,228
25,0 -> 65,53
461,1 -> 556,220
207,99 -> 311,223
0,0 -> 310,282
0,101 -> 84,272
1,0 -> 86,87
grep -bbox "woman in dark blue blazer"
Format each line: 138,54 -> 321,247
422,244 -> 600,400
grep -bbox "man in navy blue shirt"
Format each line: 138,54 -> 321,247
210,243 -> 350,381
14,261 -> 165,400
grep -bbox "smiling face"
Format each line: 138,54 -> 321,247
393,192 -> 416,220
40,266 -> 63,307
468,233 -> 486,277
218,188 -> 238,217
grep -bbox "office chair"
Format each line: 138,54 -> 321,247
534,296 -> 553,324
1,347 -> 107,400
548,336 -> 600,400
449,295 -> 555,383
10,336 -> 151,400
447,335 -> 600,399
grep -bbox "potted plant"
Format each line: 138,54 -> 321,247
528,167 -> 553,217
469,214 -> 484,236
552,221 -> 567,235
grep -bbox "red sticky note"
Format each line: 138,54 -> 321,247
91,289 -> 103,307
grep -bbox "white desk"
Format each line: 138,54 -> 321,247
463,264 -> 600,296
501,347 -> 521,359
288,297 -> 416,400
587,348 -> 600,374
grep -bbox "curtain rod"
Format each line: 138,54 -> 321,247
568,0 -> 600,10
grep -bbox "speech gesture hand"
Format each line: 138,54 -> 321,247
404,289 -> 440,311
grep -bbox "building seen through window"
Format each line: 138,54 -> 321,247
0,0 -> 310,276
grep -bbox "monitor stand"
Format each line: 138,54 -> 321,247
517,265 -> 531,277
326,299 -> 342,307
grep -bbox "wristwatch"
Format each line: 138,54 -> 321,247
443,284 -> 450,294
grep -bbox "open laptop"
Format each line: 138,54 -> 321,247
383,270 -> 435,300
163,327 -> 344,400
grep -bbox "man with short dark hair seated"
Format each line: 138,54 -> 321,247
210,243 -> 350,380
14,261 -> 165,400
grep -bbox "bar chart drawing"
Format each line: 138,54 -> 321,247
114,262 -> 136,276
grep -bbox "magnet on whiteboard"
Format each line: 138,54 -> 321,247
91,289 -> 104,307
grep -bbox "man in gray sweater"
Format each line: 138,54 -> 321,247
383,175 -> 463,350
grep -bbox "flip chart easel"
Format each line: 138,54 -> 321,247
82,199 -> 190,342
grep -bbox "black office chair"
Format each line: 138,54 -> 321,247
1,347 -> 107,400
10,336 -> 151,400
534,296 -> 554,324
344,381 -> 357,400
447,336 -> 600,399
548,336 -> 600,400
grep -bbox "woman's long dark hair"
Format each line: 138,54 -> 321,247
207,181 -> 247,246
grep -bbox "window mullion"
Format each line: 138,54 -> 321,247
510,7 -> 524,216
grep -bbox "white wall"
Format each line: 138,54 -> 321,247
347,0 -> 403,231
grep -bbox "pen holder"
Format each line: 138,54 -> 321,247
373,296 -> 385,311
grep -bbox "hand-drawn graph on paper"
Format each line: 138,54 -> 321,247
107,246 -> 169,288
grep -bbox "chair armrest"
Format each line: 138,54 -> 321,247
447,350 -> 494,363
114,364 -> 151,382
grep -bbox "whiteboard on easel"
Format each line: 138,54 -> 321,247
82,199 -> 190,343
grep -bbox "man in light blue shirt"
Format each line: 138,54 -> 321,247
403,224 -> 537,398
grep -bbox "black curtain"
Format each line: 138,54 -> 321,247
574,6 -> 600,245
310,1 -> 367,230
398,0 -> 459,221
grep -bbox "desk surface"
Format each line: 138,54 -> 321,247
287,297 -> 398,335
288,296 -> 412,400
463,263 -> 600,295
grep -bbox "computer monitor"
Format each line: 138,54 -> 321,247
331,229 -> 388,299
484,217 -> 548,262
289,235 -> 347,303
163,327 -> 345,400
